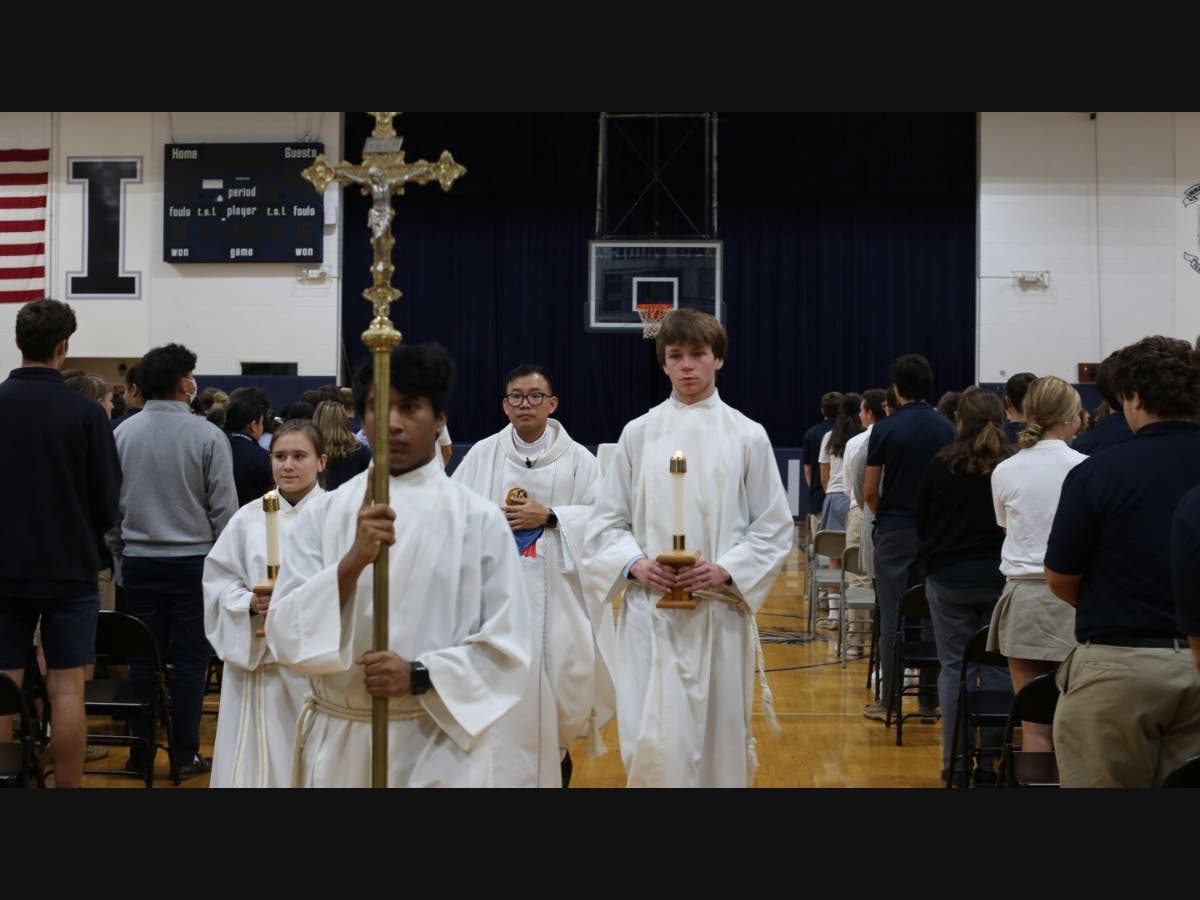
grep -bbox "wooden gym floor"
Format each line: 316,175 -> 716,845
69,536 -> 942,788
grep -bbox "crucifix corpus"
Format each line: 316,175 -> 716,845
301,112 -> 466,788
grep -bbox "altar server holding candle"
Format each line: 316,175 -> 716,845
203,421 -> 327,788
580,309 -> 793,788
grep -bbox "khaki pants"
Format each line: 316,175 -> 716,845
844,505 -> 870,590
1054,641 -> 1200,787
842,505 -> 871,641
98,567 -> 115,612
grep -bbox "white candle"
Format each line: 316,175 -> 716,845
263,490 -> 281,571
670,450 -> 686,537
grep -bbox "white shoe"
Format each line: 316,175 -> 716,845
816,617 -> 841,631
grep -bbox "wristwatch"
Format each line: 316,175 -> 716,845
545,509 -> 558,529
410,661 -> 431,695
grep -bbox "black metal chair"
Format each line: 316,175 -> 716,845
203,655 -> 223,715
0,671 -> 46,788
84,611 -> 180,787
21,645 -> 50,751
997,670 -> 1060,788
945,625 -> 1012,787
886,584 -> 941,746
866,596 -> 882,698
1162,754 -> 1200,788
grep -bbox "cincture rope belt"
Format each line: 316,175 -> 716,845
293,691 -> 429,787
705,590 -> 783,782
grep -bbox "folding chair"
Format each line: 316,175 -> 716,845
0,672 -> 46,788
886,583 -> 941,746
838,544 -> 875,667
808,529 -> 846,635
945,625 -> 1012,787
84,611 -> 180,787
866,597 -> 882,697
21,644 -> 50,751
802,514 -> 820,627
997,671 -> 1060,788
203,655 -> 223,716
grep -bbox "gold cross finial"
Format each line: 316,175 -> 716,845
371,112 -> 398,139
299,114 -> 466,323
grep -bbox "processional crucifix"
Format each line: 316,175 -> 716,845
301,112 -> 466,788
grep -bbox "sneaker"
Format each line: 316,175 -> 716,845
918,706 -> 940,724
862,702 -> 889,721
177,755 -> 213,780
85,744 -> 108,761
845,645 -> 863,659
816,617 -> 841,631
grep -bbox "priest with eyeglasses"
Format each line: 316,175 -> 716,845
452,364 -> 614,787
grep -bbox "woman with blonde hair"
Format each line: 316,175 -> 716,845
203,420 -> 327,787
313,399 -> 370,490
988,375 -> 1086,754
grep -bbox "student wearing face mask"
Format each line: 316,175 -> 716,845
108,342 -> 239,781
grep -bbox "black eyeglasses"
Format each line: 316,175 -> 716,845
504,392 -> 551,407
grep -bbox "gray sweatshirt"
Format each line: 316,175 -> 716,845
108,399 -> 239,559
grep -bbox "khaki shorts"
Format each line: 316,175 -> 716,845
987,578 -> 1076,661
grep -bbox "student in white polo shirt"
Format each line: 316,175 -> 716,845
988,375 -> 1086,756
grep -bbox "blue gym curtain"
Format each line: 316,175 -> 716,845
340,112 -> 976,449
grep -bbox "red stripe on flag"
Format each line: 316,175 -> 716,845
0,266 -> 43,280
0,243 -> 43,256
0,149 -> 49,163
0,174 -> 49,186
0,220 -> 45,233
0,289 -> 43,304
0,196 -> 47,209
0,148 -> 49,305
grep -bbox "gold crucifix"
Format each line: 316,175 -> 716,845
301,112 -> 467,324
300,112 -> 466,789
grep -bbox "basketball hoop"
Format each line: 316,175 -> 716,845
635,304 -> 672,340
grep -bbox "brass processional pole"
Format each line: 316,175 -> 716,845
301,112 -> 466,788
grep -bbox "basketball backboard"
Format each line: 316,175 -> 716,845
586,240 -> 723,333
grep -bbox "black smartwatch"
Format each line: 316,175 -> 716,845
545,509 -> 558,529
410,661 -> 431,695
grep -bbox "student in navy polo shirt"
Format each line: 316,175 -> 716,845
862,354 -> 955,721
802,392 -> 841,525
1070,350 -> 1133,456
1171,485 -> 1200,674
1045,335 -> 1200,787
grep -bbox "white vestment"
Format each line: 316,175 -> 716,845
265,456 -> 532,788
452,419 -> 615,787
580,390 -> 793,787
202,488 -> 323,788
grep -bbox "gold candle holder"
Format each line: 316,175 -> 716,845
657,450 -> 700,609
253,491 -> 280,637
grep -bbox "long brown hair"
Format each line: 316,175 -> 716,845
935,385 -> 1013,476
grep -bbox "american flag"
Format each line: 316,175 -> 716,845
0,148 -> 49,304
